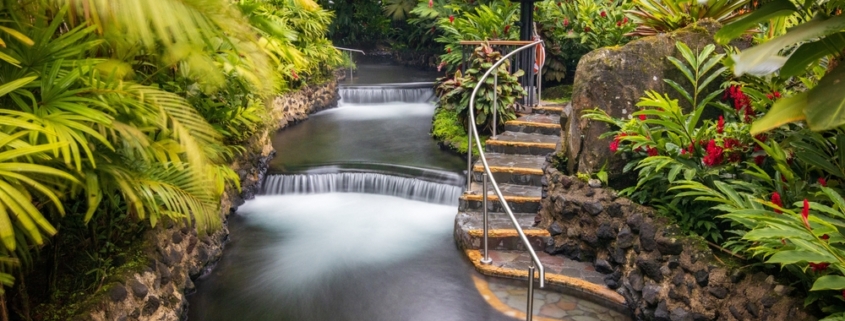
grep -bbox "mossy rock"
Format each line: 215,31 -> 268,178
563,19 -> 729,187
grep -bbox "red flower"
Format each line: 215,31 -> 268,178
702,140 -> 723,166
771,192 -> 783,213
446,48 -> 451,53
774,91 -> 781,98
504,25 -> 511,33
822,234 -> 830,240
819,177 -> 827,187
616,21 -> 622,27
623,17 -> 628,24
610,139 -> 619,152
809,262 -> 830,272
557,2 -> 562,6
291,70 -> 299,80
647,146 -> 658,156
680,148 -> 687,155
766,93 -> 774,100
802,199 -> 811,230
638,112 -> 646,121
717,115 -> 724,134
428,0 -> 433,8
449,15 -> 455,24
600,11 -> 607,17
563,18 -> 569,27
584,26 -> 591,32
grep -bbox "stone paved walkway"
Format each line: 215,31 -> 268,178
472,274 -> 630,321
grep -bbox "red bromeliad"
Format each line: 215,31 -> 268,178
702,140 -> 723,166
809,262 -> 830,272
647,146 -> 658,156
717,115 -> 724,134
449,15 -> 455,24
802,199 -> 811,230
600,11 -> 607,17
771,192 -> 783,213
819,177 -> 827,187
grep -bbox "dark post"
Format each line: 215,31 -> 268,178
519,0 -> 536,108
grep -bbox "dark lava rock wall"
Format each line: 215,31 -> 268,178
540,166 -> 815,321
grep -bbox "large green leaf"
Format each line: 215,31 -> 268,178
811,275 -> 845,291
714,0 -> 797,44
750,91 -> 807,134
767,250 -> 836,264
804,63 -> 845,131
780,32 -> 845,78
733,14 -> 845,77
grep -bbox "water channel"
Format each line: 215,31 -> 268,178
186,62 -> 629,321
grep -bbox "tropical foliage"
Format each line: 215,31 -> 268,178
0,0 -> 342,317
535,0 -> 636,81
625,0 -> 751,36
432,44 -> 526,154
716,0 -> 845,134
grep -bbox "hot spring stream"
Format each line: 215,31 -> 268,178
186,63 -> 627,321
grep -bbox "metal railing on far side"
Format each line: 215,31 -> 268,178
333,46 -> 365,83
465,40 -> 545,321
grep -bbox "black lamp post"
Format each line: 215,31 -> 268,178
519,0 -> 536,107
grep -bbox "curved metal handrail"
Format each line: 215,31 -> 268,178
466,40 -> 546,292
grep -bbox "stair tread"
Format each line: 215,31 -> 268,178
463,182 -> 542,199
457,211 -> 543,232
487,131 -> 559,145
509,113 -> 560,125
474,249 -> 608,288
471,153 -> 546,173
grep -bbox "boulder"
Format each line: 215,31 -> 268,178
562,20 -> 726,184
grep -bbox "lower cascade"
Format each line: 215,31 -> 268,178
262,172 -> 461,205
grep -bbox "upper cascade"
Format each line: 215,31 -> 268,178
262,172 -> 461,205
339,82 -> 434,104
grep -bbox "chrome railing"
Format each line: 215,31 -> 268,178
333,46 -> 365,83
465,40 -> 545,321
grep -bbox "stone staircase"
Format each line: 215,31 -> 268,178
454,102 -> 627,315
456,103 -> 563,252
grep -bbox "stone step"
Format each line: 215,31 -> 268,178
471,153 -> 545,186
455,211 -> 547,252
459,182 -> 542,213
485,131 -> 558,156
532,106 -> 563,115
504,114 -> 560,135
462,249 -> 626,308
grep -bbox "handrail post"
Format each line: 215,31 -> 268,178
466,132 -> 472,193
481,173 -> 492,265
527,265 -> 535,321
537,65 -> 542,106
492,72 -> 498,137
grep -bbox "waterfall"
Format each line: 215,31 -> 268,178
339,82 -> 434,104
262,173 -> 461,205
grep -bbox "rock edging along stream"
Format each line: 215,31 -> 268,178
539,166 -> 816,321
78,79 -> 340,321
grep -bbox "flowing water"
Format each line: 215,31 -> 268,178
187,63 -> 627,321
187,63 -> 519,320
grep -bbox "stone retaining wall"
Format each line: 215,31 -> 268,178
539,166 -> 815,321
79,80 -> 339,321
